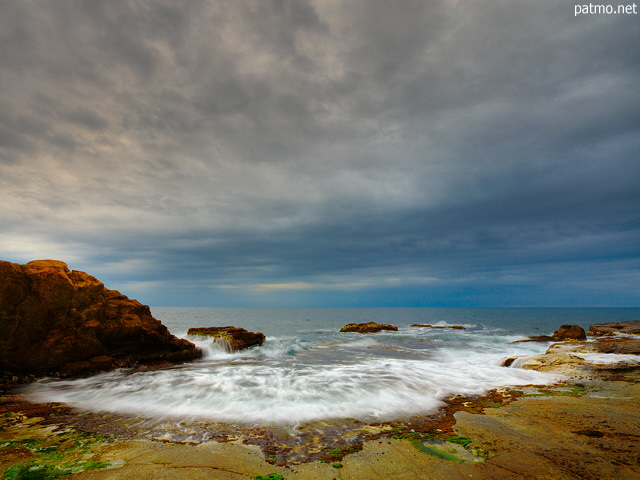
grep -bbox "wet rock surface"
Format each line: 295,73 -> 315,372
339,322 -> 398,333
0,260 -> 200,383
187,326 -> 266,351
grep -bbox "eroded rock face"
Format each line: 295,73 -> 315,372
187,326 -> 266,351
340,322 -> 398,333
587,320 -> 640,336
0,260 -> 201,381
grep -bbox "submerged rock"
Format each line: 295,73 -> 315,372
0,259 -> 201,382
187,326 -> 265,351
587,320 -> 640,336
340,322 -> 398,333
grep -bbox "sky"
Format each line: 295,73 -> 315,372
1,1 -> 639,307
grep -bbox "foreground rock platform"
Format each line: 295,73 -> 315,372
1,374 -> 638,479
0,259 -> 201,383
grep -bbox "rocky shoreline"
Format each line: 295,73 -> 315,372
1,260 -> 639,478
1,372 -> 638,479
1,333 -> 639,479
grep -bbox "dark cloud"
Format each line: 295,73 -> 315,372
0,0 -> 638,306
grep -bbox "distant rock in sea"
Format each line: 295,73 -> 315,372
187,326 -> 265,351
340,322 -> 398,333
410,324 -> 465,329
0,259 -> 201,384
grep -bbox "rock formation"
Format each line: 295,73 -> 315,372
340,322 -> 398,333
513,324 -> 586,343
0,259 -> 201,382
506,321 -> 640,375
552,324 -> 586,341
187,326 -> 265,351
587,320 -> 640,336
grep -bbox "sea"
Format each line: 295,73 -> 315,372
21,307 -> 640,426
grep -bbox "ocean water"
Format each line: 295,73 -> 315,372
21,307 -> 640,425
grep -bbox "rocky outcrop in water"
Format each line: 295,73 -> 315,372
513,324 -> 586,343
0,260 -> 201,382
187,326 -> 266,351
340,322 -> 398,333
587,320 -> 640,336
505,321 -> 640,375
552,324 -> 586,340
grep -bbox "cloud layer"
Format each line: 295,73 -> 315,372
2,1 -> 639,306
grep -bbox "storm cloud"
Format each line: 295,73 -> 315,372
1,0 -> 639,306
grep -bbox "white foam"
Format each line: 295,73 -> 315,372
22,353 -> 556,425
19,324 -> 561,425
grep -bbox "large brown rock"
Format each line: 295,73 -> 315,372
0,259 -> 201,381
187,326 -> 265,351
340,322 -> 398,333
552,324 -> 586,341
587,320 -> 640,336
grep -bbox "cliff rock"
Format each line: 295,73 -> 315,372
340,322 -> 398,333
187,326 -> 265,351
0,260 -> 201,381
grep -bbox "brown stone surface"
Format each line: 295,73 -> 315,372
0,259 -> 200,381
454,383 -> 640,480
588,320 -> 640,336
552,324 -> 587,341
187,326 -> 265,351
340,322 -> 398,333
595,337 -> 640,354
